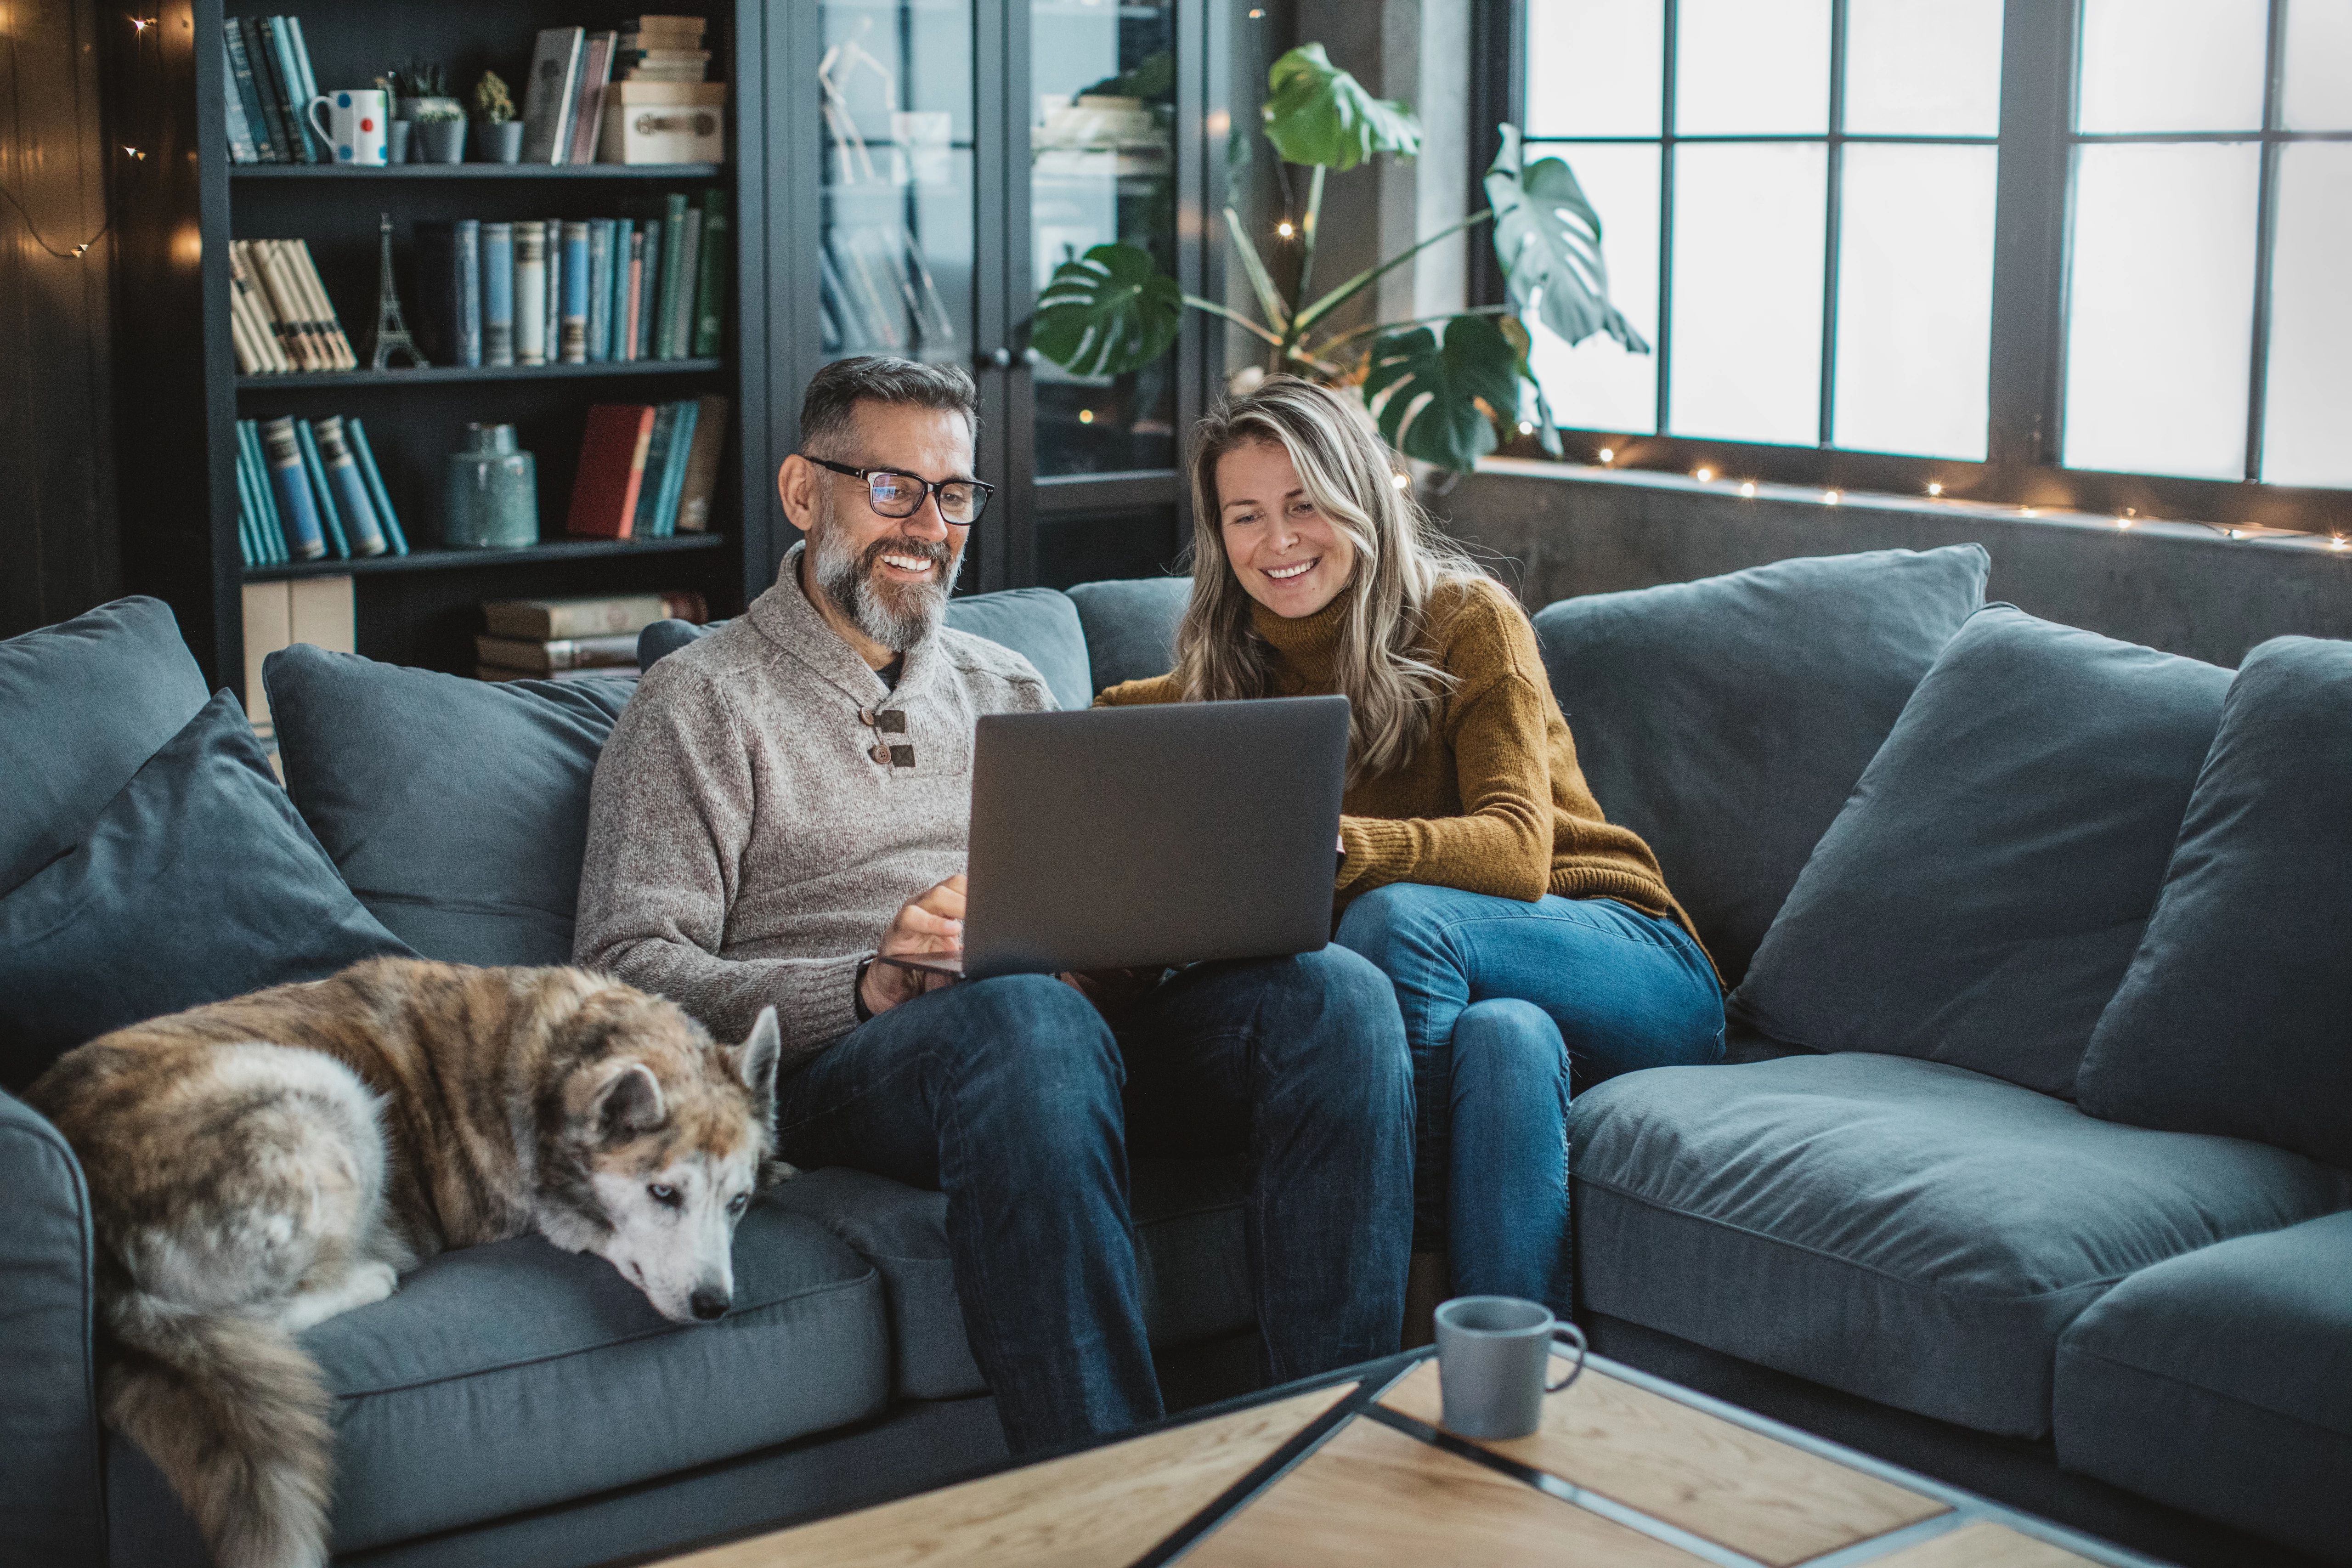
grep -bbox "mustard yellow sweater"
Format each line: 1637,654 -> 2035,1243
1099,577 -> 1707,964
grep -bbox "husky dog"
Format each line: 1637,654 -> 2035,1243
24,957 -> 788,1568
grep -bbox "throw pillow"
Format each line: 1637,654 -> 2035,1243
2077,637 -> 2352,1166
0,689 -> 413,1089
266,646 -> 634,967
1530,545 -> 1988,984
1066,577 -> 1189,694
1729,605 -> 2231,1096
0,596 -> 209,894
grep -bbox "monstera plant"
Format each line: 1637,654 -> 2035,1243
1032,43 -> 1648,473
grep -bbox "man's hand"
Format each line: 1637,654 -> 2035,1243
860,875 -> 966,1017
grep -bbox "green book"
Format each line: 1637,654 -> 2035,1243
629,402 -> 680,537
293,418 -> 350,559
238,421 -> 288,564
654,192 -> 690,361
691,189 -> 727,358
651,397 -> 698,538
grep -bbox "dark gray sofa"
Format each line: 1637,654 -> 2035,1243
5,549 -> 2346,1568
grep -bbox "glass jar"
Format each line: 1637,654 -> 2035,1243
442,423 -> 538,548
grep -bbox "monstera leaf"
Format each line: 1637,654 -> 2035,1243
1486,124 -> 1648,353
1363,315 -> 1523,471
1262,44 -> 1421,170
1033,243 -> 1184,377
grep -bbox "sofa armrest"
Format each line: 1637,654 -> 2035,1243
0,1088 -> 106,1568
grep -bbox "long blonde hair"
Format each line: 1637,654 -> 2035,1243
1174,376 -> 1488,783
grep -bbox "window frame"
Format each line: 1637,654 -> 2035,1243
1472,0 -> 2352,537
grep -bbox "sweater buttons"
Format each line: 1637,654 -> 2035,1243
858,708 -> 877,727
869,743 -> 892,764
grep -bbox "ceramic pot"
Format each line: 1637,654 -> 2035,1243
415,119 -> 468,164
443,424 -> 538,549
387,120 -> 413,163
476,120 -> 524,162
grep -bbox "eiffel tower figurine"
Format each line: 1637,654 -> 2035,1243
368,212 -> 428,371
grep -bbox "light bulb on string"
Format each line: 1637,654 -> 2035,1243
1738,481 -> 1756,498
1822,489 -> 1842,505
1926,481 -> 1943,498
1596,447 -> 1614,465
1275,220 -> 1295,239
1692,466 -> 1714,483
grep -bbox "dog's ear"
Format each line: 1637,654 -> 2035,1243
594,1062 -> 667,1141
736,1008 -> 781,1122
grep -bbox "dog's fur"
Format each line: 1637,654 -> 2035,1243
24,957 -> 787,1568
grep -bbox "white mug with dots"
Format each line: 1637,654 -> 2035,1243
308,90 -> 390,166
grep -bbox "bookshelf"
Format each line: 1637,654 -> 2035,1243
113,0 -> 770,693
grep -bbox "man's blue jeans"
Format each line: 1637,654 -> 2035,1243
771,948 -> 1414,1453
1335,884 -> 1723,1316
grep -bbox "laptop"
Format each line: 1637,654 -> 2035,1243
878,696 -> 1350,980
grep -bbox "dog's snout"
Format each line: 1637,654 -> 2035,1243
689,1286 -> 730,1321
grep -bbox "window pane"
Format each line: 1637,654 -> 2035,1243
2063,143 -> 2259,480
1833,145 -> 1996,459
1527,143 -> 1661,434
1668,142 -> 1826,445
1526,0 -> 1663,137
2261,143 -> 2352,488
1842,0 -> 2004,136
1674,0 -> 1831,135
2077,0 -> 2268,133
2283,0 -> 2352,129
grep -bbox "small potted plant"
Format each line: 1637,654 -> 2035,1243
413,102 -> 468,163
387,61 -> 460,125
472,70 -> 523,162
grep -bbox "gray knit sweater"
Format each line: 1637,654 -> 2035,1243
573,546 -> 1054,1063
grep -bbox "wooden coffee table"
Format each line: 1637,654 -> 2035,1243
649,1350 -> 2165,1568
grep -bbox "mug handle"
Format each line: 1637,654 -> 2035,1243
1545,1322 -> 1589,1394
307,95 -> 334,147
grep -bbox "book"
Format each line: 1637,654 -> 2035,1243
222,20 -> 276,162
565,404 -> 657,538
586,219 -> 613,361
653,396 -> 699,537
568,32 -> 618,165
281,17 -> 327,157
233,422 -> 269,565
415,221 -> 482,368
288,241 -> 355,368
241,17 -> 300,166
610,219 -> 636,361
628,402 -> 680,538
226,253 -> 286,373
237,422 -> 286,564
312,417 -> 388,556
512,222 -> 547,365
476,664 -> 642,685
220,28 -> 258,163
674,393 -> 728,532
248,240 -> 323,369
260,18 -> 320,163
543,219 -> 564,368
475,632 -> 642,671
259,417 -> 327,560
635,218 -> 662,358
560,220 -> 591,363
520,28 -> 586,164
481,222 -> 515,367
343,418 -> 409,555
293,418 -> 350,559
656,194 -> 693,359
691,189 -> 727,357
481,589 -> 704,641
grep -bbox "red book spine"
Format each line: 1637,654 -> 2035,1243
566,403 -> 657,538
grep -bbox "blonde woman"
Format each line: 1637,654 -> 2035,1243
1099,377 -> 1723,1319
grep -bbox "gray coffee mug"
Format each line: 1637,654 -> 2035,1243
1433,1295 -> 1588,1440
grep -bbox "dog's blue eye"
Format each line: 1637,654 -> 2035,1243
729,1193 -> 749,1214
649,1183 -> 679,1206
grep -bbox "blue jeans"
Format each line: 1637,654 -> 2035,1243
1335,883 -> 1723,1316
771,949 -> 1414,1453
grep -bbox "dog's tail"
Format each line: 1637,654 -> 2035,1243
103,1290 -> 334,1568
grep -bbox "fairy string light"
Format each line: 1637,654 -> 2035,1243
0,12 -> 155,260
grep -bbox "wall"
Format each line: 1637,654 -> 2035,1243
0,0 -> 120,640
1434,461 -> 2352,670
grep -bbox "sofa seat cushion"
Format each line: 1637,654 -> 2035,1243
304,1205 -> 888,1553
769,1156 -> 1250,1400
2055,1210 -> 2352,1564
1065,577 -> 1189,693
1569,1052 -> 2352,1439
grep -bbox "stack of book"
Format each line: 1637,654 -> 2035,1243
236,415 -> 412,568
230,239 -> 356,374
476,589 -> 707,683
566,395 -> 729,540
601,15 -> 725,164
220,15 -> 328,164
414,192 -> 726,369
618,15 -> 711,83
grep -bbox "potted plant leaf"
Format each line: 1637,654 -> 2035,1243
1032,43 -> 1647,474
413,102 -> 468,164
473,70 -> 522,162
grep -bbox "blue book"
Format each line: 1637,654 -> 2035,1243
344,418 -> 408,555
637,218 -> 662,359
238,18 -> 296,165
222,20 -> 275,162
281,18 -> 326,151
482,223 -> 515,368
313,417 -> 386,556
628,402 -> 680,538
220,29 -> 257,163
543,220 -> 564,368
294,419 -> 350,559
258,418 -> 325,560
652,398 -> 698,538
260,18 -> 320,163
237,423 -> 282,564
586,219 -> 613,362
415,221 -> 482,367
560,221 -> 590,363
233,428 -> 265,566
609,220 -> 635,361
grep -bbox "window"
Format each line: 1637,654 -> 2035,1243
1498,0 -> 2352,531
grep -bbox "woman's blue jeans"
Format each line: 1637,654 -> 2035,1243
1335,883 -> 1724,1316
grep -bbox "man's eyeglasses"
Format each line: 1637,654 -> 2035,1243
808,457 -> 993,526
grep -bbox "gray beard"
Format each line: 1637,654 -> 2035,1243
806,490 -> 960,651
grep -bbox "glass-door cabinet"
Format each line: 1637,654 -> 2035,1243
769,0 -> 1264,592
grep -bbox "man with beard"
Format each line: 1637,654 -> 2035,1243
574,357 -> 1412,1454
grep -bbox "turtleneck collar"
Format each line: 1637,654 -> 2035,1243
1250,592 -> 1348,673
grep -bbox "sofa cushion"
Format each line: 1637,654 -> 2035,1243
1530,546 -> 1986,985
0,690 -> 413,1089
1569,1052 -> 2352,1438
265,647 -> 634,967
769,1156 -> 1250,1400
2077,637 -> 2352,1168
2055,1210 -> 2352,1564
1065,577 -> 1189,693
1730,606 -> 2230,1096
305,1204 -> 888,1553
0,596 -> 208,895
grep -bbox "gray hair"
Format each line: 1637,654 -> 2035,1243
798,356 -> 980,458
